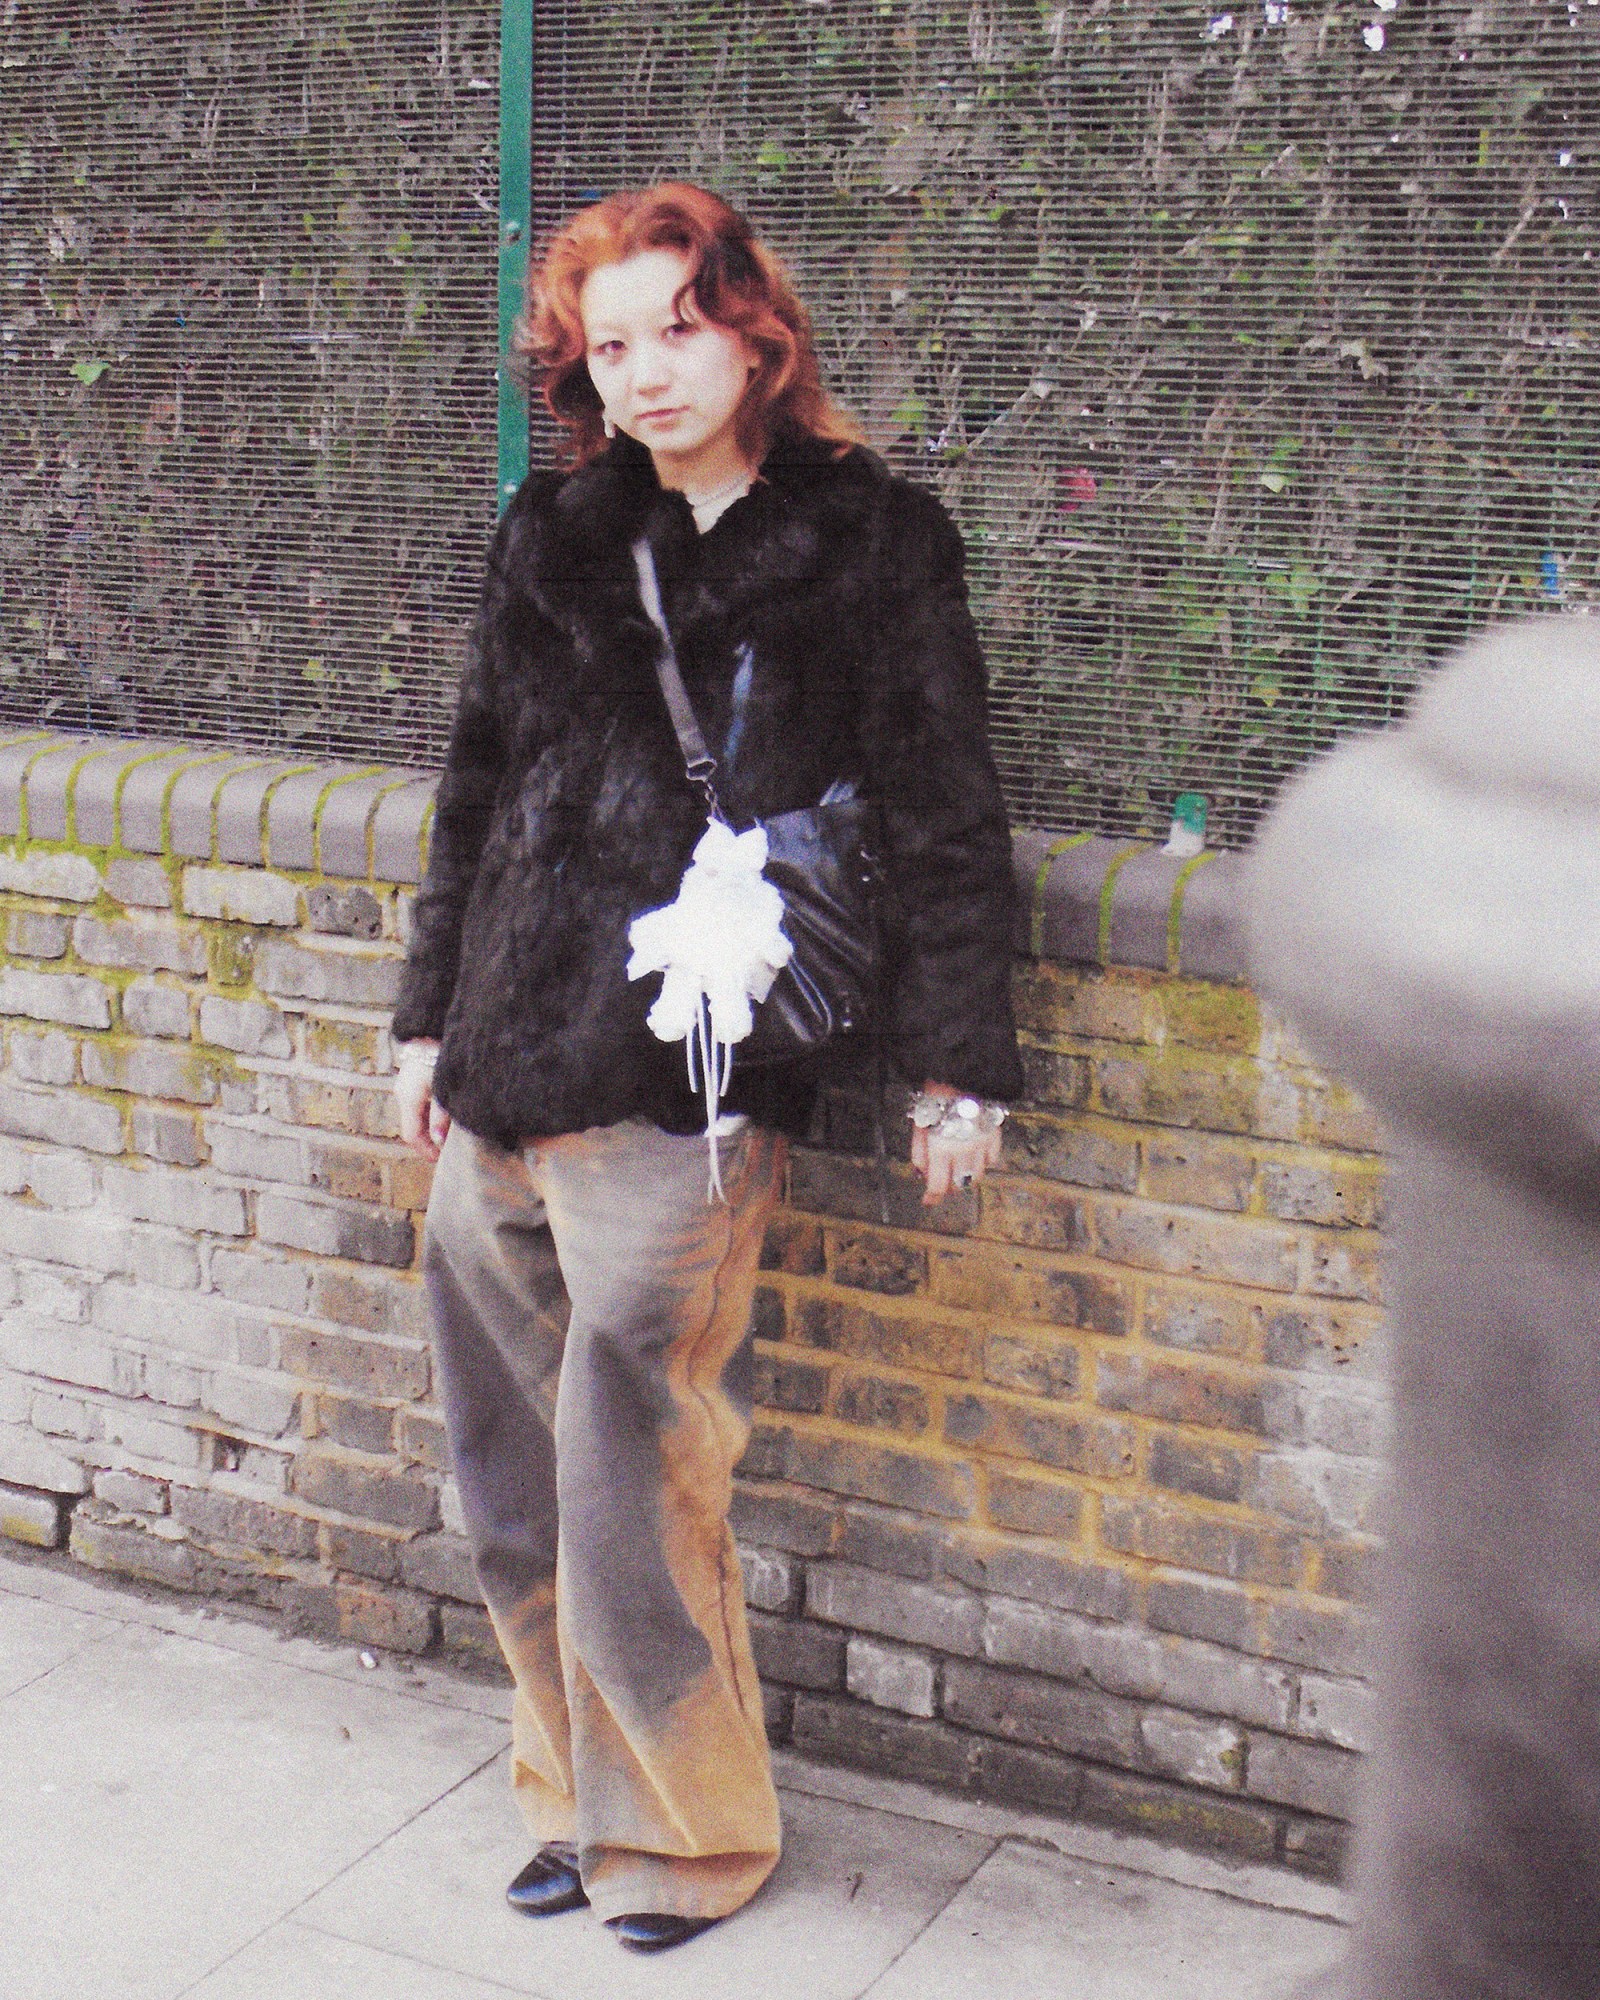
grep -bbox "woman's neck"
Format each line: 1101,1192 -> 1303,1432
650,443 -> 757,508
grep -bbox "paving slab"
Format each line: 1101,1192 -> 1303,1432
0,1617 -> 506,2000
301,1755 -> 997,2000
0,1586 -> 120,1698
0,1547 -> 513,1723
185,1920 -> 538,2000
0,1552 -> 1351,2000
862,1840 -> 1344,2000
773,1748 -> 1347,1922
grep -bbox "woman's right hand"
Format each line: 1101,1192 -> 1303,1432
395,1040 -> 451,1161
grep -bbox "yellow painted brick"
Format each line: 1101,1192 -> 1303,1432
927,1245 -> 1134,1335
206,929 -> 256,988
1257,1004 -> 1323,1070
975,1177 -> 1090,1252
982,1326 -> 1085,1403
984,1468 -> 1085,1541
390,1151 -> 436,1214
1097,1494 -> 1307,1590
0,844 -> 1400,1788
258,1073 -> 399,1140
1141,1282 -> 1253,1359
1012,963 -> 1153,1044
1297,1078 -> 1385,1154
1300,1233 -> 1385,1306
306,1137 -> 386,1204
1096,1349 -> 1271,1436
1250,1299 -> 1386,1376
1154,982 -> 1263,1056
945,1388 -> 1136,1480
1010,961 -> 1069,1037
1016,1040 -> 1090,1109
1055,969 -> 1153,1044
1252,1068 -> 1304,1143
1310,1538 -> 1381,1603
830,1371 -> 933,1439
1095,1052 -> 1261,1137
789,1294 -> 982,1382
1006,1114 -> 1141,1193
1140,1137 -> 1255,1213
1258,1156 -> 1387,1229
302,1016 -> 385,1074
1088,1198 -> 1301,1293
825,1227 -> 929,1298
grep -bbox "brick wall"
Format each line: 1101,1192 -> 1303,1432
0,732 -> 1386,1879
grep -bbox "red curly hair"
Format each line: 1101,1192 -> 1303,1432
515,183 -> 863,468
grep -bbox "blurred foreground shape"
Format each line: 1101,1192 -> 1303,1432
1249,613 -> 1600,1999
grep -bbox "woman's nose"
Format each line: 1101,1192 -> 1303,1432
632,340 -> 671,395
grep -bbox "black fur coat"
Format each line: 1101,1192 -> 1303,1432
392,430 -> 1023,1148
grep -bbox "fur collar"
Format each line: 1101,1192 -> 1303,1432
525,430 -> 889,636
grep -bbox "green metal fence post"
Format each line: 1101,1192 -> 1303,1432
497,0 -> 533,513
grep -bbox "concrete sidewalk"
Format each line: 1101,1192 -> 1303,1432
0,1546 -> 1346,2000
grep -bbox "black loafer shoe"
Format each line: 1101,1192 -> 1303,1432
608,1912 -> 721,1953
506,1844 -> 589,1917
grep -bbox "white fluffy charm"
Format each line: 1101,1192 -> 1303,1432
627,817 -> 792,1197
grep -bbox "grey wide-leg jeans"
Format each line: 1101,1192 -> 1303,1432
421,1115 -> 785,1923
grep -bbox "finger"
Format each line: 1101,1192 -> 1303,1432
922,1141 -> 955,1206
396,1084 -> 424,1149
415,1104 -> 448,1164
398,1082 -> 433,1158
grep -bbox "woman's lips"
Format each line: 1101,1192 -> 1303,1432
638,407 -> 685,425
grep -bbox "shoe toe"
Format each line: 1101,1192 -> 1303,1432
608,1912 -> 719,1953
506,1847 -> 588,1917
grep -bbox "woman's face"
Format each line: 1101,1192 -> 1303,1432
580,248 -> 757,486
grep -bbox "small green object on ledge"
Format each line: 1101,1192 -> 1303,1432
1163,791 -> 1208,858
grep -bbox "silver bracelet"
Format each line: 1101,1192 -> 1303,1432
907,1091 -> 1008,1144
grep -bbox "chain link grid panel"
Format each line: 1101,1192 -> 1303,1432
0,3 -> 500,766
530,0 -> 1599,845
4,3 -> 1596,842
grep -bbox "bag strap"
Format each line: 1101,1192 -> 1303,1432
631,537 -> 724,822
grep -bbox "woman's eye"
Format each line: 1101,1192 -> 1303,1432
591,339 -> 624,360
666,320 -> 694,339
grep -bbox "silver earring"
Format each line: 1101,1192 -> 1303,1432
603,415 -> 616,440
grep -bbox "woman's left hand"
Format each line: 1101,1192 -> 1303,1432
912,1083 -> 1005,1205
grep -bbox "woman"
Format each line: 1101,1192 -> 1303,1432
391,183 -> 1022,1954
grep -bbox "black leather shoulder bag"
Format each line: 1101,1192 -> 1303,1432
631,536 -> 879,1065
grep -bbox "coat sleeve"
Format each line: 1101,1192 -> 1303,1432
863,480 -> 1024,1101
390,481 -> 553,1044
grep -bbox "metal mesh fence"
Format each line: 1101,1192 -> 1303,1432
4,2 -> 1597,843
0,3 -> 500,766
530,0 -> 1600,845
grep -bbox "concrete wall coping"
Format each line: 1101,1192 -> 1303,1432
0,732 -> 1248,981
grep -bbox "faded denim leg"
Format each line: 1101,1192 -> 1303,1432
422,1125 -> 574,1841
422,1116 -> 785,1923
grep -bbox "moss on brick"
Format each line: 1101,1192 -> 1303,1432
1158,982 -> 1263,1056
207,926 -> 256,989
0,835 -> 1392,1871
